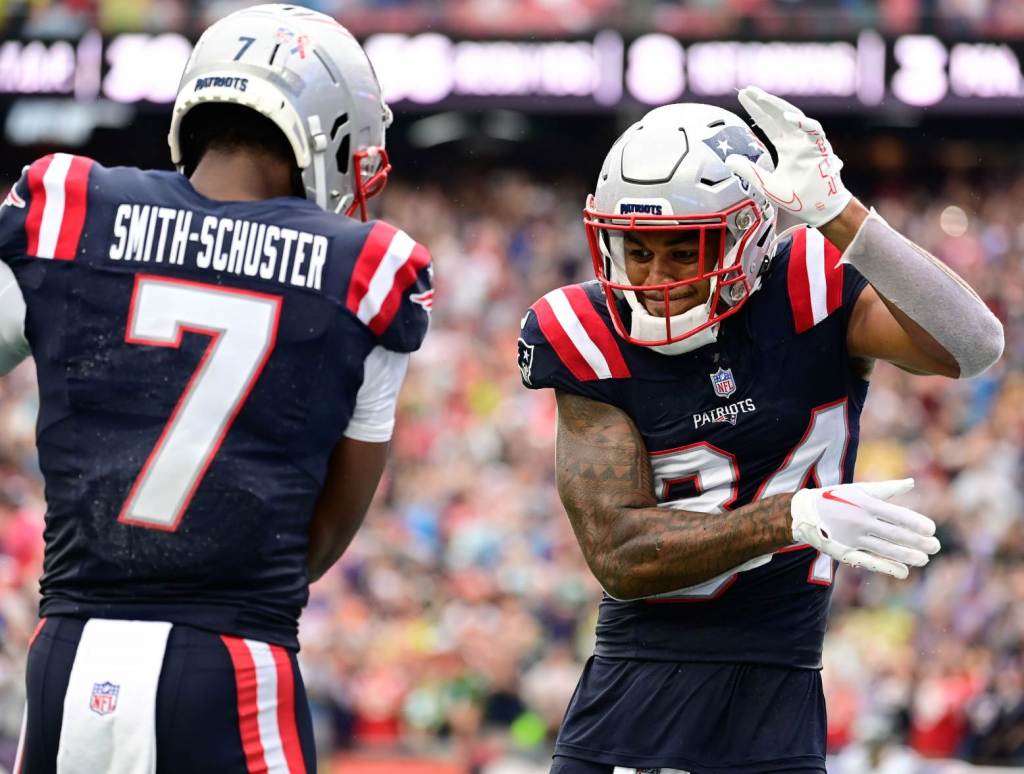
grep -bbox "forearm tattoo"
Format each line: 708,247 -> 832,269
555,390 -> 794,600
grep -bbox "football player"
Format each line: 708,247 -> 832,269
518,87 -> 1003,774
0,5 -> 431,772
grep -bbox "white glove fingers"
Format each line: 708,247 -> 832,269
783,110 -> 823,136
843,549 -> 909,580
725,155 -> 763,189
852,478 -> 915,501
736,87 -> 787,138
859,535 -> 931,568
869,499 -> 938,539
864,518 -> 941,555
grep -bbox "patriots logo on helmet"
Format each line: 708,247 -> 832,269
703,127 -> 764,164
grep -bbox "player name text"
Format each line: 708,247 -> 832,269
107,204 -> 328,290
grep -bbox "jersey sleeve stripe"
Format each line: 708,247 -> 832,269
365,241 -> 431,336
220,635 -> 270,774
787,227 -> 815,333
537,288 -> 622,381
347,224 -> 428,335
823,238 -> 844,315
24,155 -> 54,257
345,221 -> 400,319
532,295 -> 599,381
36,153 -> 75,260
270,645 -> 306,774
805,227 -> 829,325
53,155 -> 93,260
562,285 -> 631,378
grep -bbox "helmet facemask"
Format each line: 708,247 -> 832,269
584,195 -> 766,355
584,102 -> 778,355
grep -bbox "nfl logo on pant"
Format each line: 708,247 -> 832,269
89,682 -> 120,715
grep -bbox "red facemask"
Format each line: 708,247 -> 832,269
583,194 -> 764,347
346,147 -> 391,221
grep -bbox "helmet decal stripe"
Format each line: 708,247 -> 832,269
562,286 -> 631,379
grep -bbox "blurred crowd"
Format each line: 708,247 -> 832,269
0,154 -> 1022,774
4,0 -> 1024,37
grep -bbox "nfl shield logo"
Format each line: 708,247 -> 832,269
90,682 -> 119,716
709,367 -> 737,399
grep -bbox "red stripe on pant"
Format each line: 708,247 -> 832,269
221,635 -> 269,774
270,645 -> 306,773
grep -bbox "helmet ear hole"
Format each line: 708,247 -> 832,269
335,134 -> 351,175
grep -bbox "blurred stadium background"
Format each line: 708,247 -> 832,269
1,0 -> 1023,772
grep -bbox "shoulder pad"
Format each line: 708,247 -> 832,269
344,220 -> 432,353
519,284 -> 630,388
786,226 -> 844,334
2,154 -> 95,261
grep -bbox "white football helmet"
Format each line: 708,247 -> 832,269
168,3 -> 393,220
584,103 -> 778,355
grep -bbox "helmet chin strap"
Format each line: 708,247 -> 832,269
624,282 -> 721,356
307,115 -> 329,210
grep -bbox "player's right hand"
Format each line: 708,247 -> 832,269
790,479 -> 940,580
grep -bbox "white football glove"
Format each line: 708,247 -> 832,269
725,86 -> 853,228
790,479 -> 940,580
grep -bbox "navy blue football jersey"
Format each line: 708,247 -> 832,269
0,153 -> 432,649
519,227 -> 869,670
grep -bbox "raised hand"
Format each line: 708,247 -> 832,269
725,86 -> 853,228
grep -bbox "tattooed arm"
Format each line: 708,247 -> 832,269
556,390 -> 795,600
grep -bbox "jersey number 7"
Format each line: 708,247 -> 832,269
117,275 -> 282,531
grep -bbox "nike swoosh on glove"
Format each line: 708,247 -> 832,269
725,85 -> 853,228
790,479 -> 941,580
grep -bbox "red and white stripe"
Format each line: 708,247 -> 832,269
346,222 -> 432,335
221,636 -> 306,774
24,153 -> 93,261
531,285 -> 630,381
787,226 -> 844,334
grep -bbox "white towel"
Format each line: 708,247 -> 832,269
56,619 -> 173,774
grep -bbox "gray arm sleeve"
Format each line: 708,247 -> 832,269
841,208 -> 1004,378
0,262 -> 29,376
